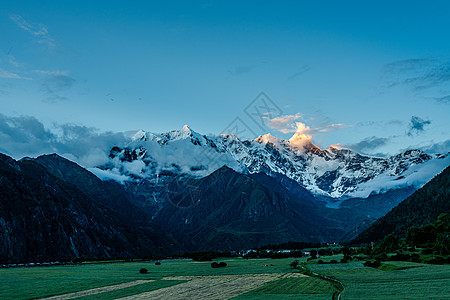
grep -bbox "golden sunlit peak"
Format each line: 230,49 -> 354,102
288,122 -> 312,147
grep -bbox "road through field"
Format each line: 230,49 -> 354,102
39,280 -> 152,300
117,273 -> 306,300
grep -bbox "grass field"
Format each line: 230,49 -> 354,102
308,261 -> 450,299
0,258 -> 321,300
1,258 -> 449,299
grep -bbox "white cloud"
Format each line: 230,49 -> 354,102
87,168 -> 130,183
348,156 -> 450,198
264,113 -> 302,133
265,113 -> 352,136
0,67 -> 31,80
9,14 -> 55,47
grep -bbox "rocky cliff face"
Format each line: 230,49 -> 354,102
0,153 -> 178,264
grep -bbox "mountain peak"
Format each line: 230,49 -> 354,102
288,132 -> 313,149
131,129 -> 147,141
181,124 -> 192,132
254,133 -> 283,145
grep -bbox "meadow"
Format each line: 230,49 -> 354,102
0,257 -> 449,299
308,260 -> 450,299
0,257 -> 330,299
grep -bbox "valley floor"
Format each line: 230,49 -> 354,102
0,258 -> 449,299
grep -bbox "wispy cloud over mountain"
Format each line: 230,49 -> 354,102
9,14 -> 55,47
382,58 -> 450,103
407,116 -> 431,136
346,136 -> 390,155
265,113 -> 351,138
34,70 -> 76,102
287,65 -> 311,81
0,67 -> 30,80
0,114 -> 126,167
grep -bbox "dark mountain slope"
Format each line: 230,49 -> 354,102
251,171 -> 416,241
33,154 -> 153,226
354,165 -> 450,243
0,153 -> 178,264
153,166 -> 346,251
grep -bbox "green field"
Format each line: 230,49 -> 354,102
1,258 -> 449,299
0,258 -> 317,299
308,261 -> 450,299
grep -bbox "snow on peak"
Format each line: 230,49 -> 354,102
181,124 -> 192,133
289,132 -> 312,149
96,125 -> 449,200
131,129 -> 147,141
288,122 -> 314,149
254,133 -> 283,145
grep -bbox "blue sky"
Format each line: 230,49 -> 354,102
1,1 -> 449,157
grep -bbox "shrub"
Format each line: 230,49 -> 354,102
340,259 -> 348,263
139,268 -> 148,274
389,253 -> 410,261
363,261 -> 372,267
155,262 -> 161,265
363,260 -> 381,268
375,252 -> 387,261
330,259 -> 338,264
211,262 -> 227,268
289,260 -> 299,268
372,260 -> 381,268
410,253 -> 421,262
317,260 -> 324,264
423,256 -> 445,265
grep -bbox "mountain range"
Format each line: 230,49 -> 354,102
94,125 -> 448,201
1,125 -> 449,262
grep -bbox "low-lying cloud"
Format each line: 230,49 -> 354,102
0,114 -> 126,167
346,136 -> 390,154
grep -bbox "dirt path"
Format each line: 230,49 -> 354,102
39,280 -> 152,300
117,273 -> 307,300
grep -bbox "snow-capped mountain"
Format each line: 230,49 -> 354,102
90,125 -> 449,199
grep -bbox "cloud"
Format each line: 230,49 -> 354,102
349,155 -> 450,198
289,122 -> 313,142
9,14 -> 55,47
0,114 -> 127,167
318,123 -> 348,132
407,116 -> 431,136
421,139 -> 450,154
265,113 -> 302,133
346,136 -> 390,154
382,58 -> 450,102
435,95 -> 450,103
265,113 -> 352,138
34,70 -> 76,102
0,67 -> 31,80
287,65 -> 311,81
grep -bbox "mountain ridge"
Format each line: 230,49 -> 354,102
94,126 -> 448,201
353,165 -> 450,243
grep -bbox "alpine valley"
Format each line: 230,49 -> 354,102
1,125 -> 449,263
